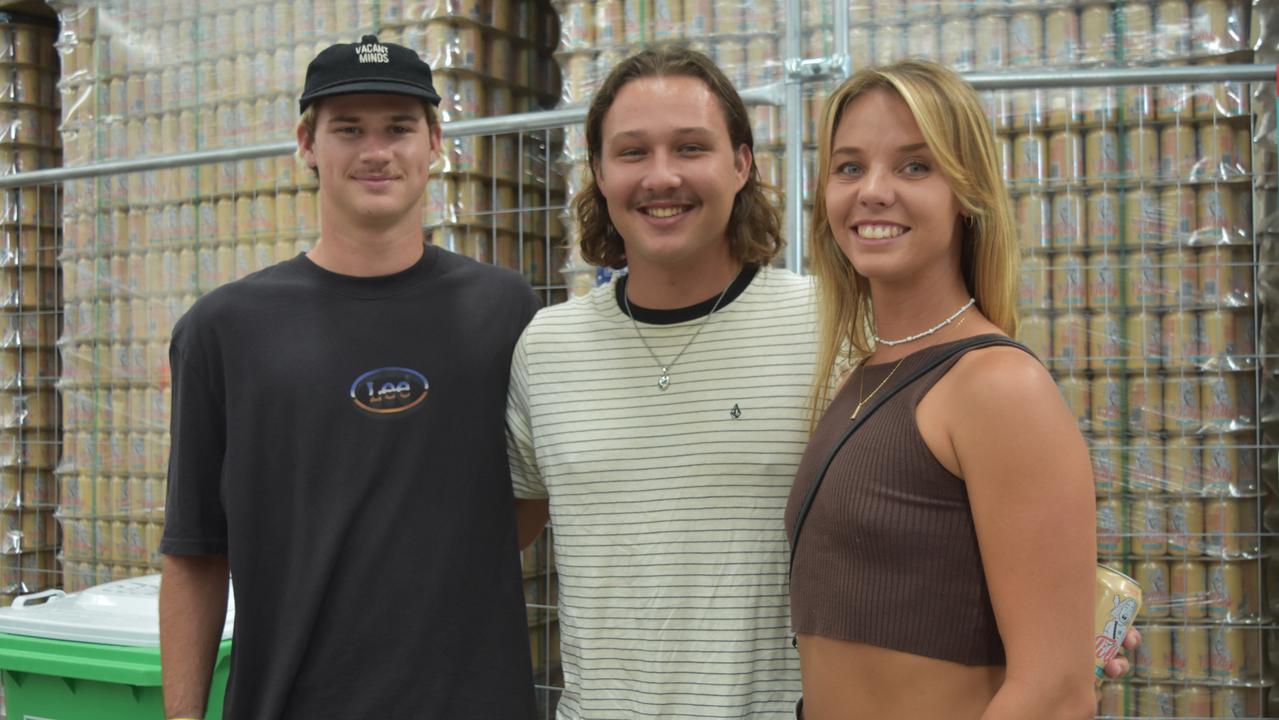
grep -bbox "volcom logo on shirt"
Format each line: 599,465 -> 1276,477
355,42 -> 389,64
350,367 -> 429,415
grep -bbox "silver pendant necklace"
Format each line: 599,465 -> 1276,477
873,297 -> 976,347
623,269 -> 739,391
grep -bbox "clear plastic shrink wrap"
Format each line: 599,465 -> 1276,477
0,10 -> 60,606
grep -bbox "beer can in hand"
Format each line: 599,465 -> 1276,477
1094,564 -> 1142,684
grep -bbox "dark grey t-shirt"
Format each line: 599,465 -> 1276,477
162,244 -> 539,719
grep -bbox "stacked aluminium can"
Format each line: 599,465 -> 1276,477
53,0 -> 378,594
49,0 -> 565,591
999,3 -> 1272,717
404,1 -> 571,300
0,12 -> 59,607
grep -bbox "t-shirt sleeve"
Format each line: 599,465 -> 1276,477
515,278 -> 540,331
505,330 -> 547,500
160,329 -> 229,556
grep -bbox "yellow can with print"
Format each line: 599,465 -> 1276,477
1094,564 -> 1142,684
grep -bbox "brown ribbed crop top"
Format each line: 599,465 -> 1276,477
785,335 -> 1031,667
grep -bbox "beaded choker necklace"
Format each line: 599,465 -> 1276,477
873,298 -> 976,347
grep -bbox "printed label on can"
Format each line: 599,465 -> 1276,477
966,13 -> 1005,68
1124,128 -> 1159,179
1128,438 -> 1163,493
1163,248 -> 1199,306
1087,253 -> 1120,309
1135,625 -> 1172,679
1094,565 -> 1142,676
1125,251 -> 1163,306
1172,625 -> 1211,678
1051,193 -> 1083,248
1125,189 -> 1166,245
1016,194 -> 1049,249
1208,626 -> 1244,679
1009,12 -> 1043,67
1091,375 -> 1124,430
1053,253 -> 1086,308
1052,314 -> 1088,372
1135,560 -> 1170,614
1136,502 -> 1168,555
1155,187 -> 1192,246
1128,377 -> 1164,433
1090,437 -> 1121,494
1160,125 -> 1197,178
1096,500 -> 1124,555
1206,562 -> 1245,619
1168,498 -> 1203,554
1212,687 -> 1256,717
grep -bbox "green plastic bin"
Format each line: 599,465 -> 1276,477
0,576 -> 234,720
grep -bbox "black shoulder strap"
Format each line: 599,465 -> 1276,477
788,335 -> 1031,577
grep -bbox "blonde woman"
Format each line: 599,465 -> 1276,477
785,60 -> 1099,719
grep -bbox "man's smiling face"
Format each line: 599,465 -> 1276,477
594,75 -> 750,273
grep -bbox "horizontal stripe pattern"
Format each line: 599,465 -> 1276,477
507,268 -> 817,719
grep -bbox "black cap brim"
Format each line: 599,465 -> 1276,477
299,80 -> 442,113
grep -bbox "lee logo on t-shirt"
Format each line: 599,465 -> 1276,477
350,367 -> 429,415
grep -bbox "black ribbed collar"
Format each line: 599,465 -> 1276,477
615,265 -> 760,325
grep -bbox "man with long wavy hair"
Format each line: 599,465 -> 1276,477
507,45 -> 811,718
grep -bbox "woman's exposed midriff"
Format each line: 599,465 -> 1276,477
796,633 -> 1006,720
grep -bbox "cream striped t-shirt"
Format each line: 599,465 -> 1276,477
506,266 -> 817,719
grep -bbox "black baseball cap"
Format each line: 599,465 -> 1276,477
299,35 -> 442,114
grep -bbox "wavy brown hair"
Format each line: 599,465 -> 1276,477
808,60 -> 1020,417
574,44 -> 784,269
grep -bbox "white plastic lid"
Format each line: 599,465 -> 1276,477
0,575 -> 234,646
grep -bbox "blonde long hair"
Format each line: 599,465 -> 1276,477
809,60 -> 1019,416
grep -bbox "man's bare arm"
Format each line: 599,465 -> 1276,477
516,499 -> 549,550
160,554 -> 229,720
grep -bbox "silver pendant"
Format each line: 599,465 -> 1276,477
658,369 -> 670,391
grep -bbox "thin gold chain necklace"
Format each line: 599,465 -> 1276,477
850,357 -> 906,420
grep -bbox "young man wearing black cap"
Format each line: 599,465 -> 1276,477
158,36 -> 538,719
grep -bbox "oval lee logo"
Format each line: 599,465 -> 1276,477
350,367 -> 429,416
